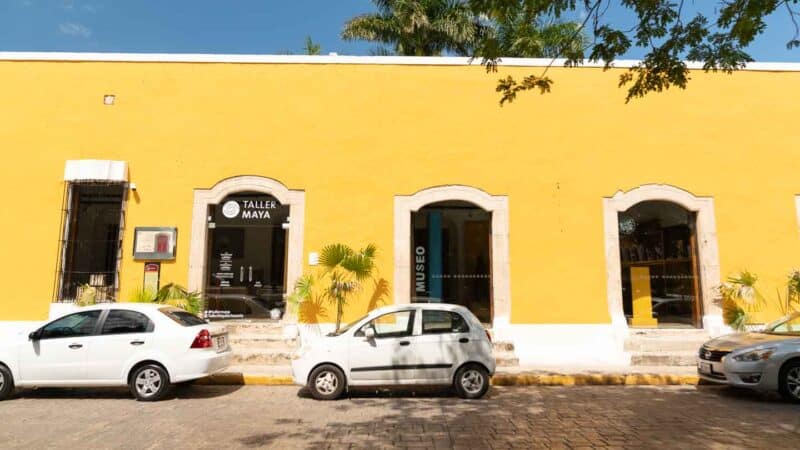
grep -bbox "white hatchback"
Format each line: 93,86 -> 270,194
0,303 -> 231,401
292,304 -> 496,400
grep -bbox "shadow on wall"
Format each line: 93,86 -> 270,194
296,277 -> 391,325
366,277 -> 391,314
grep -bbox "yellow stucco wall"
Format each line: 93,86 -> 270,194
0,59 -> 798,323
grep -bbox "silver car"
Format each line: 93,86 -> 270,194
698,312 -> 800,401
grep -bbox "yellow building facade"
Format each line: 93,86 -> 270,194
1,53 -> 799,365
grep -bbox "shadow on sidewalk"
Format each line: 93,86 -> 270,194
252,384 -> 800,449
14,384 -> 242,401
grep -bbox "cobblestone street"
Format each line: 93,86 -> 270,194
0,385 -> 798,449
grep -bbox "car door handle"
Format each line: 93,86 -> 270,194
459,338 -> 470,343
68,344 -> 83,349
130,341 -> 145,346
399,341 -> 411,346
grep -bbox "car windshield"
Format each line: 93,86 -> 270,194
327,313 -> 370,337
762,312 -> 800,335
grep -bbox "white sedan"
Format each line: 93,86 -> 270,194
0,303 -> 231,401
292,303 -> 496,400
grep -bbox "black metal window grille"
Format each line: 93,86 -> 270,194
54,182 -> 126,302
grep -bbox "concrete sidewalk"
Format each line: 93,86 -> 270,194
200,364 -> 701,387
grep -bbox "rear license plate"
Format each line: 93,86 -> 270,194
698,362 -> 712,374
215,335 -> 227,352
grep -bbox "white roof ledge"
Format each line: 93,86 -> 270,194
0,52 -> 798,72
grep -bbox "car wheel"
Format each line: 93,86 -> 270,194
0,365 -> 14,401
779,361 -> 800,402
308,364 -> 346,400
129,364 -> 172,402
454,364 -> 490,399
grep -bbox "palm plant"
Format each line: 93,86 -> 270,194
718,271 -> 763,331
287,274 -> 329,324
289,243 -> 379,331
129,283 -> 204,316
492,13 -> 587,58
342,0 -> 479,56
776,270 -> 800,316
304,36 -> 322,55
319,243 -> 378,331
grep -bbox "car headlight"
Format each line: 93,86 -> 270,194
292,344 -> 312,360
732,347 -> 776,362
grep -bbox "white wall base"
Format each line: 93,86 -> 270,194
703,315 -> 733,338
493,322 -> 631,367
49,302 -> 79,320
0,321 -> 43,336
297,323 -> 337,347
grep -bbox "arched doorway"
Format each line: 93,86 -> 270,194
204,192 -> 289,319
411,200 -> 492,323
394,185 -> 510,328
188,176 -> 305,321
618,201 -> 702,328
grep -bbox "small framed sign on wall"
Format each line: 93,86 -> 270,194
133,227 -> 177,260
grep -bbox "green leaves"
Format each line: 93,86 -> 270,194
469,0 -> 799,103
318,243 -> 352,269
304,36 -> 322,55
291,243 -> 380,330
342,0 -> 480,56
127,283 -> 204,315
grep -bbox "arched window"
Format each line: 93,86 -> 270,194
618,201 -> 702,328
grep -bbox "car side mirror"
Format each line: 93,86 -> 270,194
364,327 -> 375,340
28,330 -> 40,341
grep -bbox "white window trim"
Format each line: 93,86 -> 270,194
603,184 -> 723,333
394,185 -> 510,328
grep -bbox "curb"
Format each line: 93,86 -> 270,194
491,373 -> 700,386
198,372 -> 700,387
198,373 -> 294,386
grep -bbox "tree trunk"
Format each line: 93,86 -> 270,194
335,297 -> 344,332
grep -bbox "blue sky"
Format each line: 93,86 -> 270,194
0,0 -> 798,62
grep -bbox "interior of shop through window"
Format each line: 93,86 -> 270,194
411,201 -> 492,323
204,192 -> 288,320
618,200 -> 702,328
58,183 -> 125,302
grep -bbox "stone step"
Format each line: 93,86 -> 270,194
627,328 -> 709,337
624,336 -> 708,353
495,351 -> 519,367
220,321 -> 286,336
630,352 -> 698,366
492,341 -> 515,352
229,334 -> 298,350
232,349 -> 295,366
221,364 -> 294,377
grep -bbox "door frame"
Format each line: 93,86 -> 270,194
394,185 -> 510,330
188,176 -> 305,321
603,184 -> 722,332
